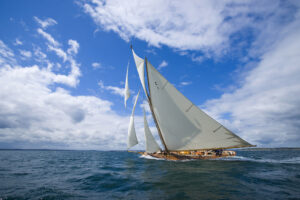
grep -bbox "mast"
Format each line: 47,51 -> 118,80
145,57 -> 169,153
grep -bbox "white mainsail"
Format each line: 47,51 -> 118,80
127,90 -> 140,149
132,49 -> 147,95
146,60 -> 252,151
143,109 -> 161,153
124,62 -> 130,108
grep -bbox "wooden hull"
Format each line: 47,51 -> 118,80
138,150 -> 236,161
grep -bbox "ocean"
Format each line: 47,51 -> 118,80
0,149 -> 299,200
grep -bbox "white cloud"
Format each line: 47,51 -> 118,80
36,28 -> 81,87
34,16 -> 57,29
67,39 -> 79,55
191,54 -> 204,63
158,60 -> 168,70
14,38 -> 23,46
37,28 -> 60,47
98,80 -> 124,97
80,0 -> 291,57
0,40 -> 16,65
180,81 -> 192,86
202,18 -> 300,147
92,62 -> 102,69
19,50 -> 32,59
33,47 -> 47,61
48,45 -> 67,62
0,38 -> 142,150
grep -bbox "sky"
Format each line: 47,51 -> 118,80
0,0 -> 300,150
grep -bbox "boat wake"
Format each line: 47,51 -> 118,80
216,156 -> 300,164
140,155 -> 164,160
140,154 -> 300,164
139,155 -> 192,162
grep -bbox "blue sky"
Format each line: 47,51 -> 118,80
0,0 -> 300,149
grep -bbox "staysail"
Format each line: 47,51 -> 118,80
143,109 -> 161,153
124,62 -> 130,108
127,90 -> 140,149
146,60 -> 253,151
132,49 -> 147,96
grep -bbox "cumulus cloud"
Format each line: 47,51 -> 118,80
203,18 -> 300,147
34,16 -> 57,29
0,36 -> 144,150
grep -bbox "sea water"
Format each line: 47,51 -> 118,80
0,149 -> 299,199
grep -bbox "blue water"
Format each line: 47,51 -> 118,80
0,150 -> 299,200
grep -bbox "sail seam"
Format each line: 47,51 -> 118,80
162,81 -> 168,90
213,125 -> 223,133
185,104 -> 193,112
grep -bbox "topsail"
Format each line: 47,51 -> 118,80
132,49 -> 147,96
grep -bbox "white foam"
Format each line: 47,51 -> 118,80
140,154 -> 165,160
140,154 -> 300,164
216,156 -> 300,164
139,154 -> 193,162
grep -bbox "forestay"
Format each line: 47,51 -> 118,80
127,90 -> 140,149
146,60 -> 253,151
143,109 -> 161,153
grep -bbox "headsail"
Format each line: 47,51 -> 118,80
146,60 -> 253,151
127,90 -> 140,149
124,62 -> 130,108
143,109 -> 161,153
132,49 -> 147,96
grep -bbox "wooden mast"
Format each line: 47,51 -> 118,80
145,57 -> 169,153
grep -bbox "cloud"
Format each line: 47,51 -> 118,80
34,16 -> 57,29
92,62 -> 102,69
202,18 -> 300,147
37,28 -> 60,47
180,81 -> 192,86
19,50 -> 32,59
36,28 -> 81,87
14,38 -> 23,46
0,36 -> 142,150
80,0 -> 294,57
48,45 -> 67,62
98,80 -> 124,97
67,39 -> 79,55
0,40 -> 16,65
158,60 -> 168,70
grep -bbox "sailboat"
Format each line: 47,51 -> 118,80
125,47 -> 255,160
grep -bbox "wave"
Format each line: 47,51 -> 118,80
216,156 -> 300,164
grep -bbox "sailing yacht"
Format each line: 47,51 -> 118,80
125,47 -> 255,160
